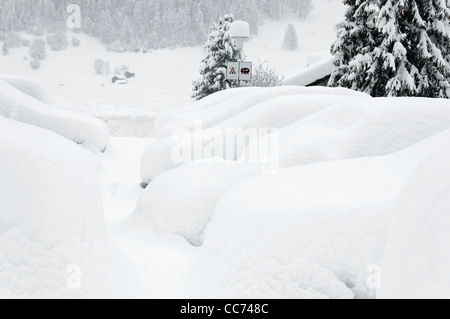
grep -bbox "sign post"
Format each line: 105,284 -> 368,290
226,61 -> 253,87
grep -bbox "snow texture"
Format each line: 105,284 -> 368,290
283,54 -> 335,86
0,75 -> 53,104
379,144 -> 450,299
251,97 -> 450,168
0,78 -> 110,152
0,117 -> 128,298
135,162 -> 259,246
142,86 -> 368,183
187,129 -> 450,299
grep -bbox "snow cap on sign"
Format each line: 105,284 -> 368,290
229,21 -> 250,39
230,21 -> 250,50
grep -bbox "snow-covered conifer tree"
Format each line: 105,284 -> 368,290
329,0 -> 383,94
330,0 -> 450,98
283,24 -> 298,50
192,14 -> 244,100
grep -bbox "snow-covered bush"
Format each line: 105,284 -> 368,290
30,59 -> 40,69
47,31 -> 69,51
192,14 -> 244,100
283,23 -> 298,51
21,38 -> 30,47
72,37 -> 81,47
251,60 -> 284,87
94,59 -> 110,75
29,38 -> 46,61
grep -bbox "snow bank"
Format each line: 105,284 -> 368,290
134,162 -> 259,246
56,101 -> 158,138
0,75 -> 53,104
187,129 -> 450,299
379,144 -> 450,299
142,87 -> 369,183
0,117 -> 125,298
155,86 -> 365,139
248,97 -> 450,168
283,54 -> 335,86
0,79 -> 109,152
155,87 -> 254,135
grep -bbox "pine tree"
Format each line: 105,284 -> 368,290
0,0 -> 317,52
329,0 -> 382,94
0,0 -> 17,32
29,38 -> 47,61
330,0 -> 450,98
283,24 -> 298,50
192,14 -> 244,100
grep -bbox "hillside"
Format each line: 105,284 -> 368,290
0,0 -> 346,113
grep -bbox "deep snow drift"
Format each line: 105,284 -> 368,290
379,145 -> 450,299
135,86 -> 450,299
0,75 -> 53,104
186,130 -> 450,299
0,78 -> 109,152
135,162 -> 259,246
142,86 -> 370,183
0,117 -> 131,298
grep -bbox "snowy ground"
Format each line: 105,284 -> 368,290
96,137 -> 196,299
3,0 -> 450,299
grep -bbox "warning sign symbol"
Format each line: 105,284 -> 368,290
226,62 -> 239,80
226,62 -> 252,81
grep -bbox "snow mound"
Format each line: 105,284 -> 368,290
134,162 -> 259,246
0,75 -> 53,104
187,129 -> 450,299
0,79 -> 109,152
379,145 -> 450,299
142,87 -> 369,183
155,86 -> 367,139
283,54 -> 335,86
0,117 -> 124,298
248,97 -> 450,168
154,87 -> 254,136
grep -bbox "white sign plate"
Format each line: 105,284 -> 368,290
239,62 -> 253,81
226,62 -> 239,81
